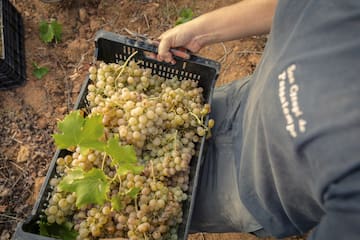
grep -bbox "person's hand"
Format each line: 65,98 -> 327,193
156,23 -> 204,63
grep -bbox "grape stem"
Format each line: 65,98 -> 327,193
101,153 -> 107,171
114,51 -> 138,89
188,111 -> 208,130
150,160 -> 155,182
148,96 -> 160,100
173,130 -> 178,153
109,173 -> 118,183
118,175 -> 122,193
134,196 -> 139,214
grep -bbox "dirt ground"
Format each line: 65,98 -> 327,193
0,0 -> 306,239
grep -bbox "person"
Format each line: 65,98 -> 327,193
156,0 -> 360,239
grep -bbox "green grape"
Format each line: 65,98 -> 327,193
47,215 -> 56,224
102,206 -> 111,215
48,205 -> 58,215
89,66 -> 97,74
137,222 -> 150,233
58,198 -> 69,210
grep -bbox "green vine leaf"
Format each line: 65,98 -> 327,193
175,8 -> 194,26
58,168 -> 110,208
105,137 -> 137,163
117,163 -> 144,176
39,20 -> 62,43
111,193 -> 124,211
105,137 -> 144,175
52,111 -> 106,153
32,62 -> 49,79
53,111 -> 143,175
39,221 -> 78,240
126,187 -> 141,199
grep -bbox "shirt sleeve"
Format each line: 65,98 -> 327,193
303,125 -> 360,240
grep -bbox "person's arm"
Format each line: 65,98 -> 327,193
157,0 -> 278,62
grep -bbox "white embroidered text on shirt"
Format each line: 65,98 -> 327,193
278,64 -> 307,138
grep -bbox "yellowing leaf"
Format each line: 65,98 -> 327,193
58,168 -> 110,208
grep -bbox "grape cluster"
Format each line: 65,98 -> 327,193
43,60 -> 214,240
45,179 -> 76,225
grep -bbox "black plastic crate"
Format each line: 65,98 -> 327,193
13,30 -> 220,240
0,0 -> 26,90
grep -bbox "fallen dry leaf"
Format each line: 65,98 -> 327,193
16,145 -> 31,163
26,177 -> 45,206
0,205 -> 7,213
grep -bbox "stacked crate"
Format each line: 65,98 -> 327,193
0,0 -> 26,90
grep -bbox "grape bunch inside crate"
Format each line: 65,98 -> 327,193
0,0 -> 26,90
13,30 -> 220,240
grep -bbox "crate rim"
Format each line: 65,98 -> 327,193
94,30 -> 221,75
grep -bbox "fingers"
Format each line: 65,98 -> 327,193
147,40 -> 174,64
157,37 -> 175,63
147,25 -> 197,63
148,38 -> 190,64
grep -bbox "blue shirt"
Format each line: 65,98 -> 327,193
238,0 -> 360,239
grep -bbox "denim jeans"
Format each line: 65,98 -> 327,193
189,78 -> 266,235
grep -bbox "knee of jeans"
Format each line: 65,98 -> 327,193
210,79 -> 251,135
